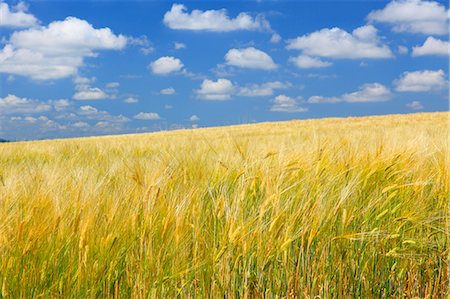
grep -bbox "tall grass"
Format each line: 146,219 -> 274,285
0,112 -> 448,297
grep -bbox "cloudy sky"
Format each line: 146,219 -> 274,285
0,0 -> 448,140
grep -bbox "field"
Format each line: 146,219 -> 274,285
0,112 -> 448,297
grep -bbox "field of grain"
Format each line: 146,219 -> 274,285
0,112 -> 448,297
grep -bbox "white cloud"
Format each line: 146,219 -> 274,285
195,78 -> 234,100
367,0 -> 449,35
3,115 -> 67,140
71,76 -> 112,101
160,87 -> 176,95
73,121 -> 90,128
286,25 -> 393,59
73,87 -> 108,100
0,98 -> 133,139
394,69 -> 447,91
129,35 -> 155,56
174,42 -> 186,50
193,80 -> 291,99
270,94 -> 307,113
163,3 -> 270,32
342,83 -> 392,102
78,105 -> 129,123
128,35 -> 155,56
412,37 -> 449,56
150,56 -> 184,75
270,33 -> 281,43
78,105 -> 102,116
50,99 -> 71,111
0,2 -> 39,28
406,100 -> 424,110
289,55 -> 332,68
0,94 -> 51,114
225,47 -> 277,70
133,112 -> 161,120
0,17 -> 126,80
398,45 -> 409,54
73,75 -> 96,86
308,83 -> 392,103
14,115 -> 64,128
189,115 -> 200,121
54,113 -> 77,120
164,105 -> 173,109
95,121 -> 109,128
9,17 -> 126,52
140,47 -> 155,55
238,81 -> 291,97
106,82 -> 120,88
123,97 -> 138,104
307,96 -> 341,104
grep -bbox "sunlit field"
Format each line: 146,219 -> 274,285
0,112 -> 448,297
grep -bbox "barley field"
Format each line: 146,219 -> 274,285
0,112 -> 448,298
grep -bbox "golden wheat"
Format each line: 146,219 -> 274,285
0,112 -> 448,297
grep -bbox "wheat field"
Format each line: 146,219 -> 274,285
0,112 -> 448,298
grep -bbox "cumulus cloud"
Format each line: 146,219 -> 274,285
394,69 -> 447,91
193,80 -> 291,99
308,83 -> 392,103
123,97 -> 138,104
406,100 -> 424,110
270,33 -> 282,43
106,82 -> 120,88
398,45 -> 409,54
1,114 -> 69,140
307,95 -> 341,104
238,81 -> 291,97
133,112 -> 161,120
163,3 -> 270,32
174,42 -> 186,50
140,47 -> 155,55
0,2 -> 39,28
71,76 -> 111,100
160,87 -> 176,95
73,88 -> 109,100
72,121 -> 90,128
225,47 -> 277,70
0,94 -> 51,114
77,105 -> 99,115
289,55 -> 332,68
0,17 -> 126,80
195,78 -> 235,100
189,115 -> 200,121
342,83 -> 392,102
78,105 -> 130,123
150,56 -> 184,75
73,75 -> 96,86
367,0 -> 449,35
270,95 -> 307,113
10,115 -> 64,128
412,37 -> 449,56
0,96 -> 132,139
50,99 -> 71,111
286,25 -> 393,59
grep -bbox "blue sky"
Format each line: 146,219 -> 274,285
0,0 -> 448,140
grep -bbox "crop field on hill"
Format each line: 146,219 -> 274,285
0,112 -> 448,297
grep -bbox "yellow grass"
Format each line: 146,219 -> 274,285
0,112 -> 449,297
